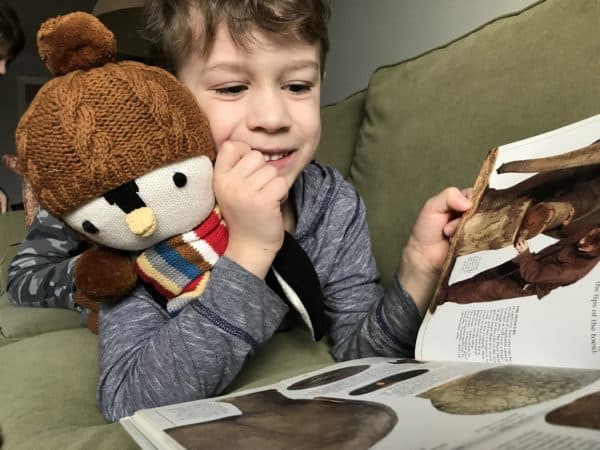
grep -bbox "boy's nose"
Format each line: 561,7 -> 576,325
246,89 -> 291,132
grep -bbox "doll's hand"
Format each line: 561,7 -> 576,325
515,237 -> 529,253
73,247 -> 136,334
73,247 -> 137,303
213,141 -> 288,278
398,187 -> 472,314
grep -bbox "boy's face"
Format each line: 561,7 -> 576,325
178,23 -> 322,188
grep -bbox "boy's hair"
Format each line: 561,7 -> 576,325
143,0 -> 330,74
0,1 -> 24,60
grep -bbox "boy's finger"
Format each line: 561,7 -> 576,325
443,187 -> 472,212
443,217 -> 462,238
461,187 -> 474,200
230,150 -> 268,178
214,141 -> 252,173
426,187 -> 472,215
261,176 -> 290,203
246,164 -> 279,191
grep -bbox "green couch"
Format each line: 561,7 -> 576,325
2,0 -> 599,447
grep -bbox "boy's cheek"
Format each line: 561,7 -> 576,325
204,101 -> 249,144
205,112 -> 235,151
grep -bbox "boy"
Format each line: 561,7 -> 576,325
8,0 -> 471,421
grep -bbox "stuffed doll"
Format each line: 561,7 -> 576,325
15,12 -> 325,339
15,12 -> 224,333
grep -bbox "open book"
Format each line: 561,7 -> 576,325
121,357 -> 600,449
418,113 -> 600,370
120,115 -> 600,449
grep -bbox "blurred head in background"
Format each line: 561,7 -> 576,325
0,1 -> 24,75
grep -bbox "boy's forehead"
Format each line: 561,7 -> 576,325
179,3 -> 327,76
203,22 -> 320,66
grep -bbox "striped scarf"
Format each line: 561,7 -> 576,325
135,208 -> 228,315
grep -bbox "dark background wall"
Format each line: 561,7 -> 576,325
1,1 -> 96,208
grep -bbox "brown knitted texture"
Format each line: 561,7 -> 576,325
1,154 -> 39,227
38,12 -> 116,76
16,59 -> 215,218
16,12 -> 215,218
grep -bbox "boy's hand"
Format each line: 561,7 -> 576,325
213,141 -> 289,278
398,187 -> 472,315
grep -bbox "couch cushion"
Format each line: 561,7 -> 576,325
0,293 -> 81,345
351,0 -> 600,286
0,328 -> 136,450
316,90 -> 367,178
0,326 -> 332,449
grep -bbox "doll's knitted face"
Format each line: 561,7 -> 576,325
63,155 -> 215,251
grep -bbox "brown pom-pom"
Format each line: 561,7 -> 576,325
37,11 -> 116,76
74,247 -> 137,303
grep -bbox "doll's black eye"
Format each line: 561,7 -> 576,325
173,172 -> 187,188
82,220 -> 99,234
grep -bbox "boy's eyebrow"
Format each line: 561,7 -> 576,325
201,60 -> 320,75
283,60 -> 320,73
201,62 -> 247,75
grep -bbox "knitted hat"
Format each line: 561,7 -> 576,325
16,12 -> 215,218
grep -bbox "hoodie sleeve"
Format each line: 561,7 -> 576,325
97,256 -> 289,422
7,209 -> 82,309
301,176 -> 423,361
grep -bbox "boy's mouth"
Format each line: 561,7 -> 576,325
254,149 -> 294,162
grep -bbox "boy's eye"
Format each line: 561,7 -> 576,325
285,83 -> 312,94
214,85 -> 247,95
173,172 -> 187,187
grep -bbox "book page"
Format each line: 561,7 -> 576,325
420,114 -> 600,370
119,417 -> 160,450
121,357 -> 600,450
